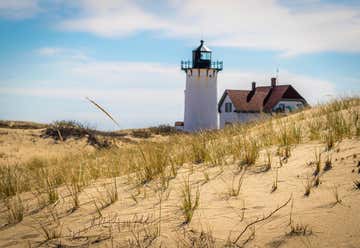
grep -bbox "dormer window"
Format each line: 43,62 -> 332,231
225,102 -> 232,112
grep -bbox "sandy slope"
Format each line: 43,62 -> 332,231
0,124 -> 360,247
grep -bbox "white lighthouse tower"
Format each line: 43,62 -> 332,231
181,40 -> 223,132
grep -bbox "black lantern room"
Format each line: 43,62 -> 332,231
181,40 -> 223,71
192,40 -> 211,68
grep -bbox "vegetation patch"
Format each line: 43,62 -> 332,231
40,120 -> 124,148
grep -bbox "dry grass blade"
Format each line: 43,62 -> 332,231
86,97 -> 120,127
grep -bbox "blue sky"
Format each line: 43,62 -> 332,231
0,0 -> 360,130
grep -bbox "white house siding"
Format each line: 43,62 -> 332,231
184,68 -> 219,132
272,100 -> 304,112
219,95 -> 261,128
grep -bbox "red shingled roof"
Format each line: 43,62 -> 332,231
219,84 -> 307,113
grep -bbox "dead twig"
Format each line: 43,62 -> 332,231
232,195 -> 292,245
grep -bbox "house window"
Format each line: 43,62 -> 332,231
225,102 -> 232,112
279,103 -> 285,112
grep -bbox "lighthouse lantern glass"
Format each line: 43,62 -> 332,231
200,52 -> 211,60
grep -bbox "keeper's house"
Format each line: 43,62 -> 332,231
218,77 -> 308,128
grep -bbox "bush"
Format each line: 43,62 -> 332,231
149,125 -> 179,135
41,120 -> 111,148
131,129 -> 152,139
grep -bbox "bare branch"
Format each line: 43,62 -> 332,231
232,195 -> 292,245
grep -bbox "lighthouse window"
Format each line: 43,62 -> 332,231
200,52 -> 211,60
225,102 -> 232,112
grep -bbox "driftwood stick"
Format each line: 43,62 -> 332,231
233,195 -> 292,245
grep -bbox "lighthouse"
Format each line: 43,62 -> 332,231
181,40 -> 223,132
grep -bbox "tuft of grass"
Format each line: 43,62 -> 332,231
179,229 -> 216,248
351,109 -> 360,137
257,149 -> 272,173
323,130 -> 335,151
106,177 -> 118,204
241,138 -> 259,165
128,222 -> 160,247
202,171 -> 210,184
313,150 -> 321,177
308,119 -> 322,140
37,218 -> 62,242
133,143 -> 169,185
130,193 -> 139,204
97,177 -> 119,208
288,223 -> 312,236
39,222 -> 62,242
65,168 -> 83,211
180,178 -> 200,224
5,194 -> 24,224
0,165 -> 29,199
290,123 -> 302,144
40,169 -> 59,205
313,175 -> 320,187
353,180 -> 360,190
323,155 -> 332,172
304,177 -> 312,197
190,133 -> 208,164
228,170 -> 245,197
332,186 -> 342,205
208,139 -> 228,166
271,168 -> 278,193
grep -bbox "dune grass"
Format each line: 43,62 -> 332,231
180,177 -> 200,224
1,97 -> 360,202
5,194 -> 24,224
1,97 -> 360,234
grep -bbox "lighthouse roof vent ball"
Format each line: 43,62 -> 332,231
193,39 -> 212,52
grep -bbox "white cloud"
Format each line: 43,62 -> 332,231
0,0 -> 40,19
58,0 -> 360,55
59,0 -> 168,37
37,47 -> 89,60
68,60 -> 183,88
2,1 -> 360,55
37,47 -> 63,56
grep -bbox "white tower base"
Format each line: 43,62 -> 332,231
184,68 -> 219,132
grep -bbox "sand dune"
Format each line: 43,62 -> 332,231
0,99 -> 360,247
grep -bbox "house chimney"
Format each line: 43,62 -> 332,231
271,77 -> 276,87
252,81 -> 256,91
